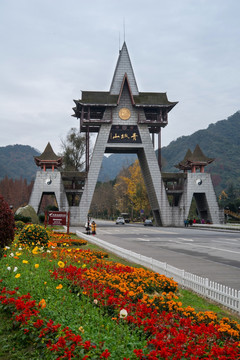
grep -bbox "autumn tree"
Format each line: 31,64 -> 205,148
114,160 -> 150,218
114,167 -> 131,213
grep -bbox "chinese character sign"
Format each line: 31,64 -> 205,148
108,125 -> 142,143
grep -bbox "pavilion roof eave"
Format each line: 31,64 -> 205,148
34,158 -> 62,162
135,103 -> 178,108
186,160 -> 214,166
75,102 -> 117,107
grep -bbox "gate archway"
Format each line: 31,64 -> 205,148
73,42 -> 178,226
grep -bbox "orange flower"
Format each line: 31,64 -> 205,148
38,299 -> 46,309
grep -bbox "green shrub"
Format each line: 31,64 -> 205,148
46,205 -> 59,211
38,213 -> 45,223
15,220 -> 25,235
14,213 -> 31,223
18,224 -> 49,248
0,195 -> 15,250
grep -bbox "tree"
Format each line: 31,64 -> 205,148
0,194 -> 15,251
61,128 -> 86,171
114,167 -> 131,214
90,181 -> 116,219
0,176 -> 33,212
114,160 -> 151,218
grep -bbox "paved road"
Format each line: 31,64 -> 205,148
71,221 -> 240,290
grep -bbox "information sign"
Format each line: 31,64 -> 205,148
48,211 -> 67,226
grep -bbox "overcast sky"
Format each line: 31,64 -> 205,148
0,0 -> 239,155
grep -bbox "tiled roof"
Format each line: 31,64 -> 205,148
79,91 -> 118,105
134,92 -> 178,106
175,145 -> 214,170
35,142 -> 61,161
75,91 -> 177,107
175,149 -> 193,170
188,144 -> 214,163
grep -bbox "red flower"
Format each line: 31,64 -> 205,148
100,349 -> 111,358
33,319 -> 44,329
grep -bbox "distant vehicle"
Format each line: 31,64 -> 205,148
116,217 -> 125,225
144,219 -> 153,226
121,213 -> 130,223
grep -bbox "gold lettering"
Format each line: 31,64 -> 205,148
131,133 -> 138,141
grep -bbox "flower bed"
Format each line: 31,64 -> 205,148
48,231 -> 88,247
0,232 -> 240,359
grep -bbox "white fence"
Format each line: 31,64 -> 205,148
76,231 -> 240,314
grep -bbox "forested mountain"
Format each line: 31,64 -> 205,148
0,145 -> 40,182
0,111 -> 240,195
98,153 -> 137,182
161,111 -> 240,194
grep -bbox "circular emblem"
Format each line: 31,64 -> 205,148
45,178 -> 52,185
196,179 -> 202,186
119,107 -> 131,120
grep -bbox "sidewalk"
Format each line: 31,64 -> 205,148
192,223 -> 240,232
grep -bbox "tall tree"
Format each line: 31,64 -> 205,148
114,160 -> 151,218
114,167 -> 131,213
90,181 -> 116,219
0,176 -> 34,211
61,128 -> 86,171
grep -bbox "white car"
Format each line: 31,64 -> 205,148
116,217 -> 125,225
144,219 -> 153,226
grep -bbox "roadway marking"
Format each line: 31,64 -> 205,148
178,238 -> 194,242
137,238 -> 151,242
148,229 -> 179,235
98,230 -> 114,235
212,239 -> 240,245
190,243 -> 240,255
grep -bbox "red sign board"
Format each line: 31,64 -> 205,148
48,211 -> 67,226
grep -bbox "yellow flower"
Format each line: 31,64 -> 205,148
22,260 -> 28,264
16,252 -> 22,256
32,247 -> 38,254
44,281 -> 47,285
35,264 -> 39,269
15,273 -> 21,278
56,284 -> 63,290
58,261 -> 65,268
82,264 -> 86,268
78,326 -> 84,333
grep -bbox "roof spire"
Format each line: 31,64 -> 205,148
109,42 -> 139,96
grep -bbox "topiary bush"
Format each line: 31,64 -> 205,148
18,224 -> 49,248
15,220 -> 26,235
14,214 -> 31,223
0,195 -> 15,250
